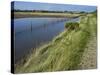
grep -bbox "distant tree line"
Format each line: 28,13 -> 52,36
11,9 -> 73,13
11,9 -> 88,14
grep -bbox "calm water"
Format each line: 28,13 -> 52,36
14,17 -> 79,62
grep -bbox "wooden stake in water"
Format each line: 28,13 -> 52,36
31,21 -> 32,32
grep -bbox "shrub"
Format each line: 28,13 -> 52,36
65,22 -> 79,30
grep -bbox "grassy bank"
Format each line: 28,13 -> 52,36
13,12 -> 81,18
15,13 -> 97,73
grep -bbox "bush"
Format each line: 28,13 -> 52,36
65,22 -> 79,30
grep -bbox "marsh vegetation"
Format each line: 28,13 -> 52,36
15,12 -> 97,73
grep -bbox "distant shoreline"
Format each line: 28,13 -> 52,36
12,12 -> 81,19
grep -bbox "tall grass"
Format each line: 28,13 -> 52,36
15,13 -> 97,73
64,22 -> 79,30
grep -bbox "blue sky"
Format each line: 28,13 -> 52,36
13,1 -> 97,12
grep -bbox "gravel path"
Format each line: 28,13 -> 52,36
78,33 -> 97,69
78,15 -> 97,70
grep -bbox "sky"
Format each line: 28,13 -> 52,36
12,1 -> 97,12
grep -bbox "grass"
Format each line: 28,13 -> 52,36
64,22 -> 79,30
13,12 -> 81,18
15,13 -> 97,73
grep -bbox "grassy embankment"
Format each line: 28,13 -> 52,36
13,12 -> 81,18
15,13 -> 97,73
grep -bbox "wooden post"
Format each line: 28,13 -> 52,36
31,21 -> 32,32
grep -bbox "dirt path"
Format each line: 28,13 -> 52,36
78,34 -> 97,69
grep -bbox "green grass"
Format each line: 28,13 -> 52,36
65,22 -> 79,30
14,12 -> 81,18
15,13 -> 97,73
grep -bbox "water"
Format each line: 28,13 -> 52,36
13,17 -> 79,62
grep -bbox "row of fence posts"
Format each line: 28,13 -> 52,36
30,18 -> 67,32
